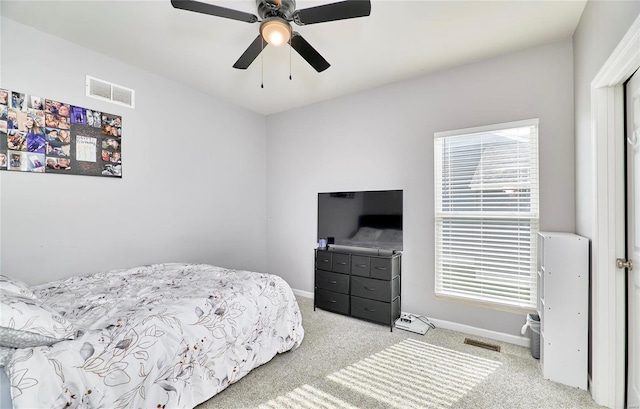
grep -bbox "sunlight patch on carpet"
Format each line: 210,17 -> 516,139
257,384 -> 360,409
326,338 -> 502,409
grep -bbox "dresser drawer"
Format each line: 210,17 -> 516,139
371,257 -> 395,280
351,296 -> 390,325
315,289 -> 349,315
316,270 -> 349,294
351,255 -> 370,277
332,253 -> 350,274
351,276 -> 390,303
316,250 -> 332,270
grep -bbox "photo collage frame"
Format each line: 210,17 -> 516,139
0,88 -> 122,177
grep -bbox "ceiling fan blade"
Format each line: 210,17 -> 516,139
233,35 -> 266,69
171,0 -> 258,23
293,0 -> 371,25
290,33 -> 330,72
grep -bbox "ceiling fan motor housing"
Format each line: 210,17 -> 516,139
257,0 -> 296,20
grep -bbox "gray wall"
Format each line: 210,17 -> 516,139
266,39 -> 575,337
574,1 -> 640,240
0,18 -> 268,285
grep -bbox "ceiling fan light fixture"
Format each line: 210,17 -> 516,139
260,18 -> 291,47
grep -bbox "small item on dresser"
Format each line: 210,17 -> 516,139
327,237 -> 335,245
318,238 -> 328,249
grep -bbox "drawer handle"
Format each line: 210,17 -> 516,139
320,259 -> 329,263
375,266 -> 388,270
355,264 -> 368,268
328,280 -> 337,284
364,286 -> 376,291
364,308 -> 376,312
336,262 -> 347,265
328,300 -> 337,303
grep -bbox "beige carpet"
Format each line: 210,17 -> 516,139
197,296 -> 603,409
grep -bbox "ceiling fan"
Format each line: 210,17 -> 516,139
171,0 -> 372,73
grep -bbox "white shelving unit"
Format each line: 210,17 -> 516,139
537,231 -> 589,390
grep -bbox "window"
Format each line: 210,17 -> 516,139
434,119 -> 539,311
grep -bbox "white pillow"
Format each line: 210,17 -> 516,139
0,275 -> 36,299
0,292 -> 78,348
351,227 -> 383,242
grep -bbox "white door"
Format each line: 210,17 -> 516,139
626,69 -> 640,408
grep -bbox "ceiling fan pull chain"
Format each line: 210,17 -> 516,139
261,37 -> 265,89
289,38 -> 292,80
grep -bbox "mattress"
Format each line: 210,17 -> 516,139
1,263 -> 303,409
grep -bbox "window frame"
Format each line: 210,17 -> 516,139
433,118 -> 539,313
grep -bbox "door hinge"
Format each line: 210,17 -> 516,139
616,258 -> 633,270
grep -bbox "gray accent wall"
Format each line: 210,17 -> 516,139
266,40 -> 575,337
0,18 -> 268,285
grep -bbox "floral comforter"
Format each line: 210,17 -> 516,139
5,263 -> 304,408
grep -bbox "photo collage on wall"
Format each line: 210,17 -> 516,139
0,88 -> 122,177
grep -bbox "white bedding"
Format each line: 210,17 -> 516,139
3,263 -> 304,409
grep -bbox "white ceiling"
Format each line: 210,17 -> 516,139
1,0 -> 587,115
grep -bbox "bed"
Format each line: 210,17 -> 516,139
0,263 -> 304,409
334,214 -> 403,251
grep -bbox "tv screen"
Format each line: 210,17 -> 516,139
317,190 -> 403,251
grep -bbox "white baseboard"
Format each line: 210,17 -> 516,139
293,289 -> 530,348
292,288 -> 313,299
425,316 -> 530,348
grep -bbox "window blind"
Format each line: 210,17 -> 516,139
434,120 -> 539,310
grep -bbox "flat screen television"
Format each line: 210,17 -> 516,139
317,189 -> 403,251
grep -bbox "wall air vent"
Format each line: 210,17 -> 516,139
85,75 -> 135,108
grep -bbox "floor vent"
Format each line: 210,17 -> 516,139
86,75 -> 135,108
464,338 -> 501,352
